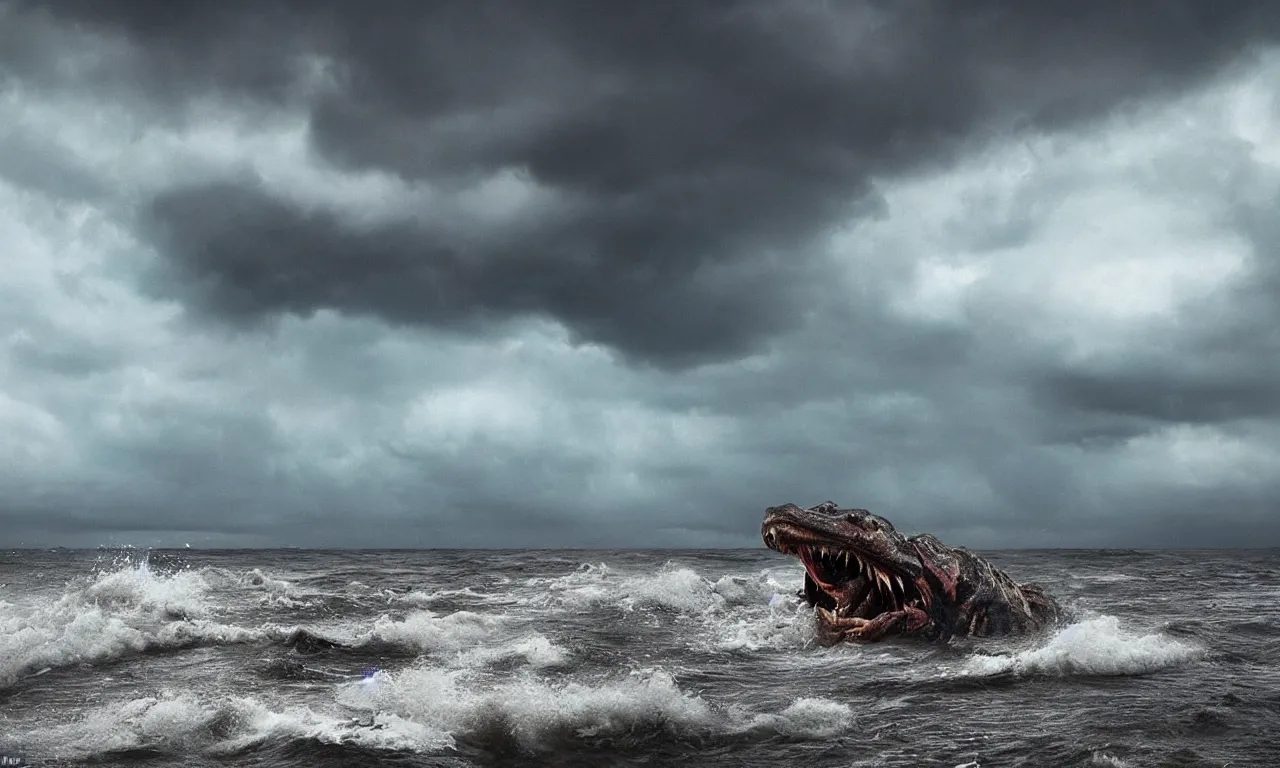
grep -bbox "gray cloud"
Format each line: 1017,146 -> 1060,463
1,2 -> 1279,548
10,1 -> 1280,365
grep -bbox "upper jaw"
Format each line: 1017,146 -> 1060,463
788,538 -> 924,618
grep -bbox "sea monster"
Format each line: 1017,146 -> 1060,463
762,501 -> 1062,644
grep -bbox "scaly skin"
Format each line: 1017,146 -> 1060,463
762,501 -> 1062,644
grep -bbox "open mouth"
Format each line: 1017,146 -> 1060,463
768,530 -> 930,637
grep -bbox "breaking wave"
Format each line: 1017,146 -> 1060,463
24,690 -> 455,758
0,556 -> 527,688
336,665 -> 859,752
0,558 -> 247,688
519,561 -> 818,652
954,615 -> 1203,678
21,667 -> 857,760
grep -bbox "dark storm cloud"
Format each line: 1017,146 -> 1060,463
4,1 -> 1280,549
10,0 -> 1280,365
1042,365 -> 1280,427
138,178 -> 804,365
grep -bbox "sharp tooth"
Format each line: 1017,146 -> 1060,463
894,575 -> 905,593
843,552 -> 851,568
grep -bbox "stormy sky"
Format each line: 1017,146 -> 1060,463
2,1 -> 1279,548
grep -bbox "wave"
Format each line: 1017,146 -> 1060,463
338,666 -> 714,750
0,598 -> 280,689
338,665 -> 857,751
735,697 -> 855,738
0,607 -> 536,688
1088,753 -> 1134,767
16,667 -> 857,760
953,616 -> 1203,678
519,561 -> 818,652
0,556 -> 533,687
0,558 -> 255,688
524,562 -> 795,613
81,559 -> 214,619
20,690 -> 455,759
392,585 -> 508,607
1074,573 -> 1140,583
450,634 -> 572,670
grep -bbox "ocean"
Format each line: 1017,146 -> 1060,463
0,548 -> 1276,767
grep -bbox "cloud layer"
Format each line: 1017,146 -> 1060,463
1,1 -> 1279,547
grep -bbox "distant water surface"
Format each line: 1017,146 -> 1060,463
1,548 -> 1277,767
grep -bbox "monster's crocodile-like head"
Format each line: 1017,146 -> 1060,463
762,501 -> 938,643
762,501 -> 1061,644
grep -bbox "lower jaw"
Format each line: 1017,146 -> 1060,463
817,606 -> 880,629
814,618 -> 884,644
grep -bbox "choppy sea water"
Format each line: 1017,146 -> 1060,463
0,548 -> 1277,767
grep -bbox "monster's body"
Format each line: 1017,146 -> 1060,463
762,502 -> 1061,644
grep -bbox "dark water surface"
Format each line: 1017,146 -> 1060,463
1,548 -> 1277,767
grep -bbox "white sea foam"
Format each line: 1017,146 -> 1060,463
525,561 -> 815,653
0,560 -> 278,688
338,667 -> 714,749
713,592 -> 817,651
0,602 -> 269,689
336,665 -> 858,750
393,586 -> 505,607
1088,753 -> 1134,767
28,669 -> 854,760
0,559 -> 535,688
450,634 -> 571,669
955,616 -> 1202,678
27,690 -> 453,759
525,562 -> 721,612
82,559 -> 212,619
528,561 -> 800,616
251,608 -> 514,658
738,697 -> 855,738
364,609 -> 504,652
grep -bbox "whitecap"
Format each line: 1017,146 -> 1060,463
336,666 -> 716,749
1088,753 -> 1134,767
22,690 -> 452,759
954,615 -> 1202,678
449,634 -> 571,669
364,609 -> 504,653
82,559 -> 212,619
0,561 -> 266,688
336,664 -> 861,749
739,697 -> 855,738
